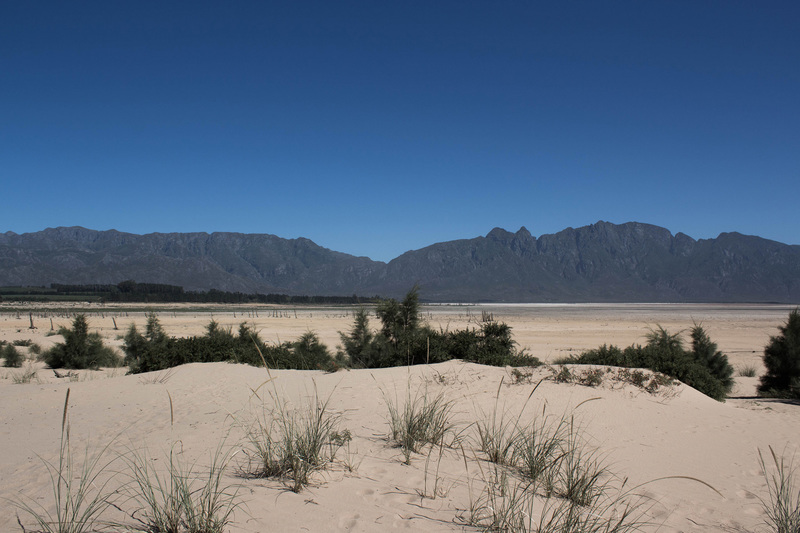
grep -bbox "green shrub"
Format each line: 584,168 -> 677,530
576,329 -> 728,401
338,288 -> 536,369
291,331 -> 335,371
3,344 -> 24,368
338,307 -> 374,367
124,315 -> 335,374
759,309 -> 800,399
44,315 -> 119,370
689,324 -> 734,395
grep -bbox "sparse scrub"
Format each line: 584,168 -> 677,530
759,308 -> 800,399
12,361 -> 39,384
242,388 -> 348,492
124,314 -> 336,374
43,314 -> 119,370
553,366 -> 573,384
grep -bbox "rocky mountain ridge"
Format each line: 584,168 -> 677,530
1,222 -> 798,302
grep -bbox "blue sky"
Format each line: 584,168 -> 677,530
3,1 -> 798,262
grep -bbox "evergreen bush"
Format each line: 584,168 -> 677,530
44,315 -> 119,369
576,326 -> 729,401
2,344 -> 23,368
758,309 -> 800,399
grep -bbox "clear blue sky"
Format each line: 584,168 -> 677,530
3,2 -> 798,262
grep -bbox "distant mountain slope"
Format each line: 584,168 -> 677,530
374,222 -> 800,302
0,226 -> 383,295
1,222 -> 798,302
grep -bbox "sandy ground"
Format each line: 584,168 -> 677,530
0,303 -> 798,532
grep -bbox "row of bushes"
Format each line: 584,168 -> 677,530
338,287 -> 534,368
568,325 -> 734,401
123,316 -> 335,374
33,295 -> 800,402
42,287 -> 536,374
569,308 -> 800,402
123,287 -> 536,374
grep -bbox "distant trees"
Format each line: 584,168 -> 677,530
758,308 -> 800,399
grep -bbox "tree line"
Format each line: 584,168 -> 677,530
0,281 -> 377,305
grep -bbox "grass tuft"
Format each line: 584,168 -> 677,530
383,385 -> 457,464
738,364 -> 758,378
122,442 -> 242,533
242,385 -> 348,492
758,446 -> 800,533
12,388 -> 116,533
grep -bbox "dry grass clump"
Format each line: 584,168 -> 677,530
241,386 -> 350,492
758,446 -> 800,533
12,388 -> 243,533
383,385 -> 458,464
12,389 -> 117,533
738,364 -> 758,378
12,361 -> 39,384
121,443 -> 242,533
464,382 -> 653,533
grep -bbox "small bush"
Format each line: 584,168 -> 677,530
291,331 -> 335,371
3,344 -> 24,368
689,324 -> 734,395
759,308 -> 800,399
43,315 -> 119,370
12,339 -> 32,347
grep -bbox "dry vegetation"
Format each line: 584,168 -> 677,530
1,302 -> 798,532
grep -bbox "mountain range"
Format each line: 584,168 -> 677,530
1,222 -> 799,303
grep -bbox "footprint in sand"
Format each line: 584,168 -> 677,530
356,487 -> 378,502
337,512 -> 361,529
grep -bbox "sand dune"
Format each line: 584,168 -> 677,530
1,303 -> 797,532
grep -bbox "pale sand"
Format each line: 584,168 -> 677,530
0,303 -> 798,532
